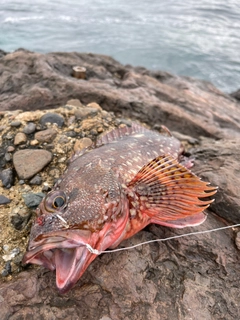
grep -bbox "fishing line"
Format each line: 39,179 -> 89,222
85,223 -> 240,255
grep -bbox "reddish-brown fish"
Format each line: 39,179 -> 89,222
22,123 -> 216,293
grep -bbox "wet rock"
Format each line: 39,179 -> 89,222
22,192 -> 45,208
34,128 -> 57,143
0,195 -> 11,204
23,122 -> 36,134
14,132 -> 27,145
0,168 -> 14,188
29,175 -> 42,185
40,112 -> 65,127
13,149 -> 52,179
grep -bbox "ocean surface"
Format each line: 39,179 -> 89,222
1,0 -> 240,93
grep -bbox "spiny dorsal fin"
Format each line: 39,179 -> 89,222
96,122 -> 149,147
128,154 -> 217,227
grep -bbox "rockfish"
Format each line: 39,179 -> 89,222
23,123 -> 216,293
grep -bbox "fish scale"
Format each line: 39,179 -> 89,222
23,123 -> 216,293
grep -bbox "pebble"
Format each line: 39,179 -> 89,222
0,195 -> 11,204
75,107 -> 99,120
0,168 -> 14,188
10,120 -> 22,127
13,149 -> 52,179
1,261 -> 11,277
22,192 -> 45,208
40,112 -> 65,127
10,208 -> 32,230
66,99 -> 83,108
23,122 -> 36,134
7,146 -> 15,152
29,174 -> 42,185
74,137 -> 93,153
34,128 -> 57,143
2,248 -> 20,262
14,132 -> 27,145
5,152 -> 12,162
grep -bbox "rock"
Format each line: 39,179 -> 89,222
13,149 -> 52,179
75,107 -> 99,120
73,137 -> 93,152
23,122 -> 36,134
34,128 -> 57,143
10,208 -> 32,230
10,120 -> 22,127
7,146 -> 15,152
0,168 -> 14,188
0,195 -> 11,204
0,50 -> 240,319
29,175 -> 42,185
22,192 -> 45,208
39,112 -> 65,127
235,232 -> 240,250
14,132 -> 27,145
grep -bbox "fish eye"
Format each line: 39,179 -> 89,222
53,196 -> 65,209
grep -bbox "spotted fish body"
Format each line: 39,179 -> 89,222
23,123 -> 216,293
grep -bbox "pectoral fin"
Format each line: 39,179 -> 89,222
128,154 -> 217,228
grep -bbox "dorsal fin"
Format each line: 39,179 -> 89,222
96,122 -> 149,147
127,154 -> 217,228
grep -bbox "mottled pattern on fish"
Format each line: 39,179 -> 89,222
23,123 -> 216,293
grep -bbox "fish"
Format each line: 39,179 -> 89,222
22,123 -> 216,293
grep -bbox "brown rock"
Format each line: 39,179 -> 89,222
34,128 -> 57,143
1,50 -> 240,320
73,137 -> 93,153
13,149 -> 52,179
14,132 -> 27,145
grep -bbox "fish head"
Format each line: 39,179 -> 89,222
22,158 -> 130,293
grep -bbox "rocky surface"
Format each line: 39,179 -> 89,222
0,49 -> 240,319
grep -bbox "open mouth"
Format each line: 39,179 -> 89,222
22,230 -> 97,293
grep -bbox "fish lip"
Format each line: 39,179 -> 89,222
22,229 -> 91,267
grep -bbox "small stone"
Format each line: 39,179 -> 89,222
65,131 -> 77,138
29,174 -> 42,185
23,122 -> 36,134
22,192 -> 45,208
75,107 -> 99,120
18,180 -> 25,185
7,146 -> 15,152
0,125 -> 7,131
10,120 -> 22,127
13,149 -> 52,179
0,168 -> 14,188
34,128 -> 57,143
14,132 -> 27,145
2,248 -> 20,261
40,113 -> 65,127
10,208 -> 32,230
1,261 -> 11,276
86,102 -> 102,110
30,139 -> 39,146
5,152 -> 12,162
74,138 -> 93,153
0,195 -> 11,204
66,99 -> 82,108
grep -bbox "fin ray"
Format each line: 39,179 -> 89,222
128,154 -> 217,227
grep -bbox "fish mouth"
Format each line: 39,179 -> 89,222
22,230 -> 97,294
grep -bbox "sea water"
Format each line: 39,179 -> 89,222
1,0 -> 240,93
